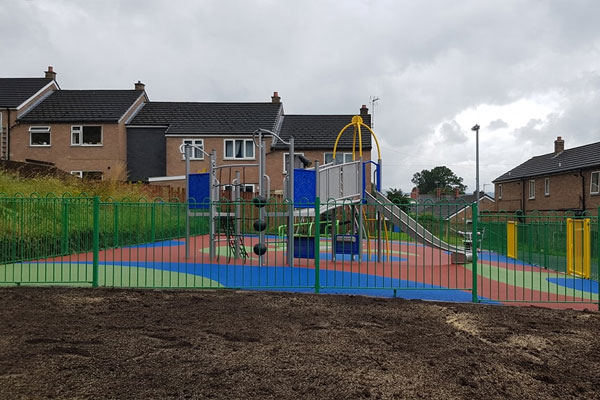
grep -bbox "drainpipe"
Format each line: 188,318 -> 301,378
521,178 -> 526,215
7,109 -> 11,160
579,170 -> 586,213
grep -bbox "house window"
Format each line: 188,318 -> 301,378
223,184 -> 255,193
224,139 -> 254,159
544,178 -> 550,196
283,152 -> 306,173
497,184 -> 502,200
71,126 -> 102,146
324,152 -> 354,165
181,139 -> 204,160
591,171 -> 600,194
30,126 -> 51,146
71,171 -> 103,180
529,179 -> 535,199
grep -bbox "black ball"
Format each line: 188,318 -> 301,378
253,243 -> 267,256
253,219 -> 267,232
252,196 -> 267,208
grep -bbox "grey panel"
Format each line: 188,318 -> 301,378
126,127 -> 166,181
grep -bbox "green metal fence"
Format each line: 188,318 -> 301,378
1,195 -> 598,307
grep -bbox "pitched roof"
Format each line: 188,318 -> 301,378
128,102 -> 282,134
18,90 -> 145,123
493,141 -> 600,183
0,78 -> 54,108
274,114 -> 372,150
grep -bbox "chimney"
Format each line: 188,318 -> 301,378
44,66 -> 56,80
454,187 -> 460,199
360,104 -> 369,118
554,136 -> 564,154
271,91 -> 281,104
134,80 -> 145,91
411,187 -> 419,200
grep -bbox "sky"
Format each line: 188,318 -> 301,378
2,0 -> 600,194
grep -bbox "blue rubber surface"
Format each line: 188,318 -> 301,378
547,277 -> 599,294
96,261 -> 498,303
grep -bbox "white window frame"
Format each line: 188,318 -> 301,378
223,183 -> 255,193
181,139 -> 204,160
283,152 -> 305,173
544,177 -> 550,196
591,171 -> 600,194
324,152 -> 354,165
29,126 -> 51,147
497,184 -> 502,200
529,179 -> 535,199
70,170 -> 103,180
71,125 -> 103,146
223,139 -> 255,160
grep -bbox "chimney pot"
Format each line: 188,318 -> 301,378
134,80 -> 145,91
554,136 -> 565,154
271,91 -> 281,104
44,66 -> 56,80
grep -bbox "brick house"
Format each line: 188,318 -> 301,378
493,136 -> 600,215
0,67 -> 59,160
11,82 -> 148,180
127,93 -> 372,193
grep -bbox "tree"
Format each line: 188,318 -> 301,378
385,188 -> 412,212
411,166 -> 467,195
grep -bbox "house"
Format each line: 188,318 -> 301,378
493,136 -> 600,215
11,81 -> 148,179
128,93 -> 372,193
0,67 -> 59,160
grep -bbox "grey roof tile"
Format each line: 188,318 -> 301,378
274,114 -> 372,150
0,78 -> 54,108
493,141 -> 600,182
128,102 -> 282,134
18,90 -> 144,123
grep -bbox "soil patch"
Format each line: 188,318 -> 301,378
0,287 -> 599,399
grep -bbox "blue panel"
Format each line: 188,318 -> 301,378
188,173 -> 210,209
334,234 -> 360,255
293,237 -> 315,259
294,169 -> 315,208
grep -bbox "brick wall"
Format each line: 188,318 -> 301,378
495,168 -> 600,214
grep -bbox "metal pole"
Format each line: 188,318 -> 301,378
235,170 -> 241,259
185,144 -> 191,259
287,137 -> 295,267
209,149 -> 216,261
259,131 -> 265,266
472,124 -> 480,220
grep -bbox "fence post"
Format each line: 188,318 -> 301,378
150,201 -> 156,243
62,199 -> 69,255
314,196 -> 321,293
471,202 -> 479,303
92,196 -> 100,288
113,202 -> 119,247
598,207 -> 600,311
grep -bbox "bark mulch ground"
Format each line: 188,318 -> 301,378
0,287 -> 599,399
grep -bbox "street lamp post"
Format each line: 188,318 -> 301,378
471,124 -> 480,217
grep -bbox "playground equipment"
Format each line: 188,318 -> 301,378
182,112 -> 473,266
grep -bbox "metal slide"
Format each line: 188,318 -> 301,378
365,191 -> 472,263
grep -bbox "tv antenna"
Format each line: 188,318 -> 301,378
369,96 -> 380,128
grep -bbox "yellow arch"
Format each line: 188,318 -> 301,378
332,115 -> 382,160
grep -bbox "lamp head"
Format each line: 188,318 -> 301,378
471,124 -> 480,132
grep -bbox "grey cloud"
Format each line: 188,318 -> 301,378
487,119 -> 509,130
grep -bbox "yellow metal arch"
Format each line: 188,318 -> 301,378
332,115 -> 382,160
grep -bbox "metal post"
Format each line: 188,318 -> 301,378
185,144 -> 191,259
234,170 -> 241,259
314,196 -> 321,293
472,124 -> 480,219
471,202 -> 479,303
62,199 -> 69,255
258,132 -> 266,266
92,196 -> 100,288
209,149 -> 217,261
287,137 -> 295,266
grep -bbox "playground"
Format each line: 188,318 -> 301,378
1,115 -> 599,309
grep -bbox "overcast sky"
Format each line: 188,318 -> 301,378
2,0 -> 600,193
